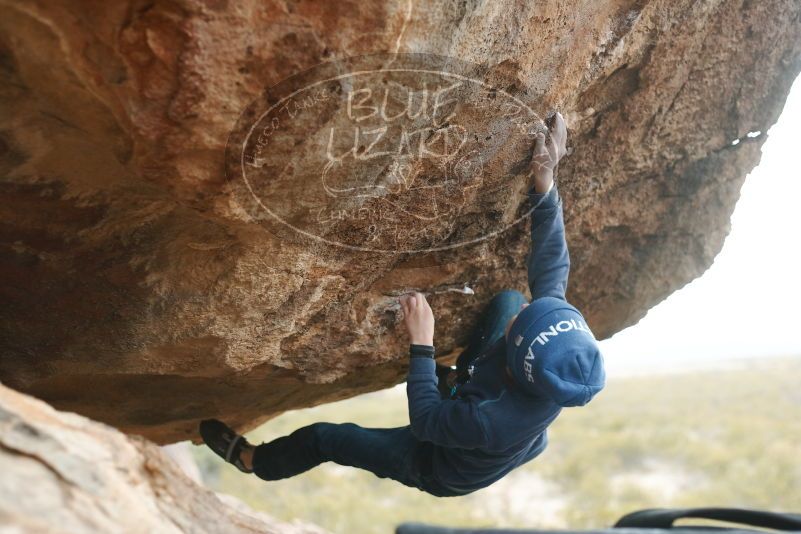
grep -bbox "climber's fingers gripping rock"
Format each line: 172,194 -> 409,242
547,110 -> 568,160
530,111 -> 569,192
399,292 -> 435,347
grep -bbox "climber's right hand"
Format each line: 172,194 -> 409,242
399,292 -> 435,346
530,111 -> 568,193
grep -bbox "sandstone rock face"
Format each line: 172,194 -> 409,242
1,0 -> 799,443
0,383 -> 327,534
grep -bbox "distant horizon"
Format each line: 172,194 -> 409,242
602,352 -> 801,378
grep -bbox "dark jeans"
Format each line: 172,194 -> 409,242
251,422 -> 439,490
251,289 -> 528,496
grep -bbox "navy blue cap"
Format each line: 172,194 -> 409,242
506,297 -> 605,406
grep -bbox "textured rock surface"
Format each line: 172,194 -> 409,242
0,383 -> 328,534
1,0 -> 800,443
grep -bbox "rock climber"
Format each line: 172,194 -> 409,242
198,111 -> 606,497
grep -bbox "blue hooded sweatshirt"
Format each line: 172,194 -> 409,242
405,184 -> 602,496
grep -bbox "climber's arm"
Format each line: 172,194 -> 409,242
406,346 -> 489,449
398,293 -> 489,448
525,185 -> 569,300
526,111 -> 570,301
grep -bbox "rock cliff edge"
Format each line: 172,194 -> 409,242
1,0 -> 800,442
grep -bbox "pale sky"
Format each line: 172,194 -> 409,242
601,73 -> 801,375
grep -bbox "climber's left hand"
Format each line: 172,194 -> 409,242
399,292 -> 435,346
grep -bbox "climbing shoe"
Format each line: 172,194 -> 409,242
198,419 -> 254,474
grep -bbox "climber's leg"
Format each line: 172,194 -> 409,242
251,422 -> 428,490
455,289 -> 528,374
